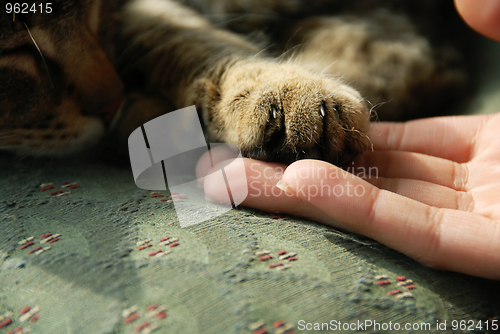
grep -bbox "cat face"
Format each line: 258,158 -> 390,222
0,0 -> 124,156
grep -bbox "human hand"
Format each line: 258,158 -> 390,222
201,114 -> 500,280
455,0 -> 500,41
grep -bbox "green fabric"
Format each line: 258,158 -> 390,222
0,153 -> 499,334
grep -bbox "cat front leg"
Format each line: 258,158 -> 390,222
118,0 -> 371,164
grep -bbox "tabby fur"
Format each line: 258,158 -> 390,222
0,0 -> 469,164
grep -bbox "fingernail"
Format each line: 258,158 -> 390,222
276,179 -> 293,194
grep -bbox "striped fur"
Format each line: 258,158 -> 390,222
0,0 -> 466,163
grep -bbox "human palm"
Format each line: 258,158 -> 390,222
465,115 -> 500,220
346,113 -> 500,279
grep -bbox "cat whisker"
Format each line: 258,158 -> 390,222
22,21 -> 54,89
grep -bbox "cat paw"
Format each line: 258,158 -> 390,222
190,61 -> 371,165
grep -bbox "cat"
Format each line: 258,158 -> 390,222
0,0 -> 469,164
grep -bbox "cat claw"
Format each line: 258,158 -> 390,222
320,104 -> 326,117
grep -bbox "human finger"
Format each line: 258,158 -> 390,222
455,0 -> 500,41
365,176 -> 474,210
195,144 -> 240,184
202,158 -> 356,232
279,159 -> 500,279
369,115 -> 493,162
353,151 -> 469,191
